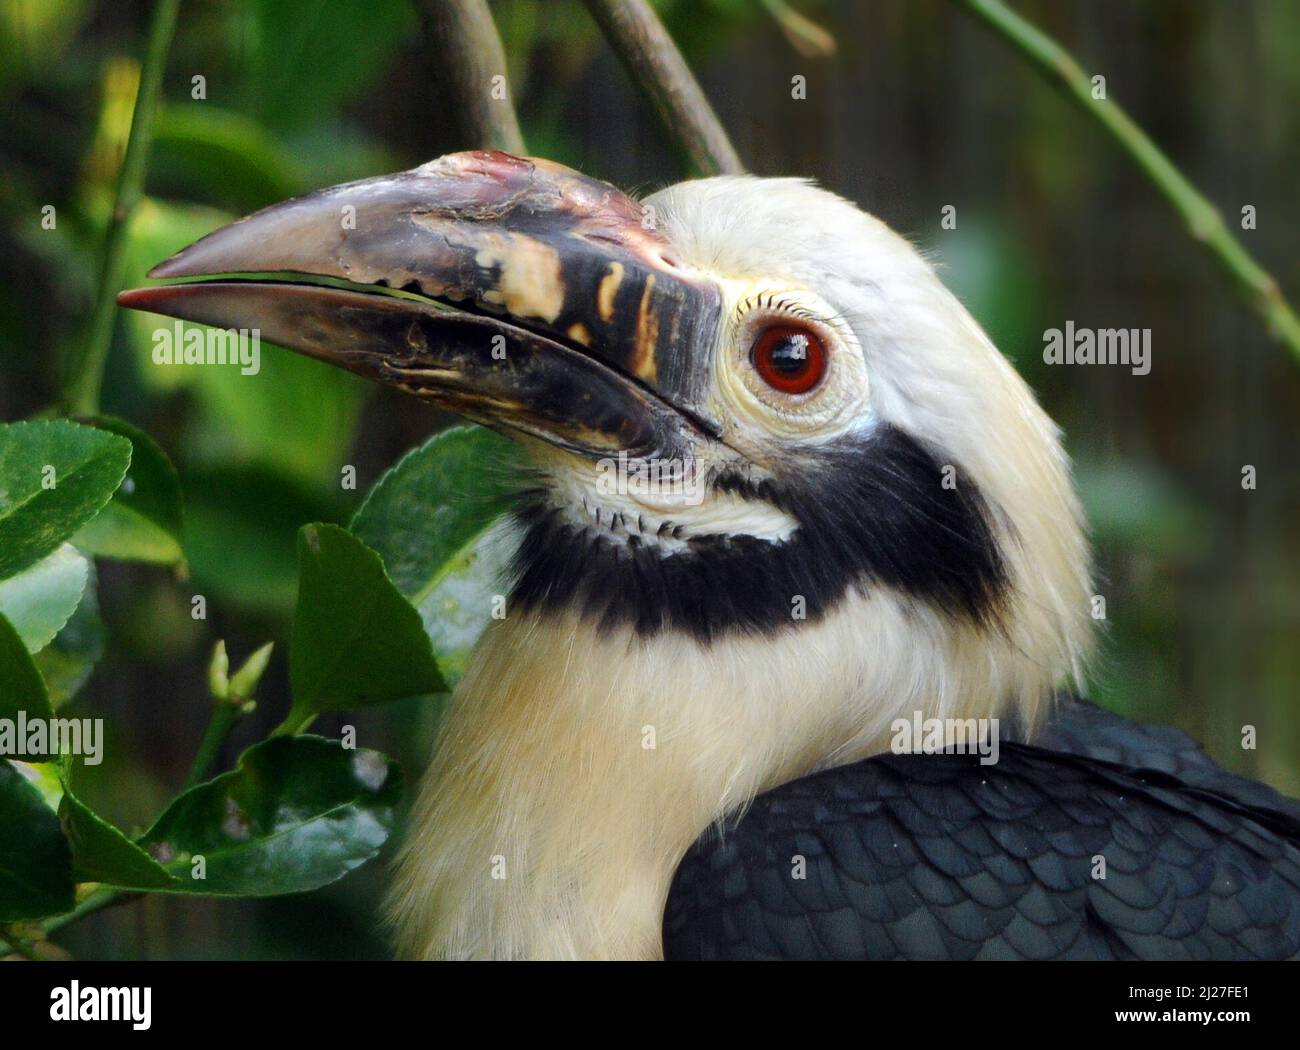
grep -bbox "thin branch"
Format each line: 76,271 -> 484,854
63,0 -> 180,414
760,0 -> 837,58
416,0 -> 526,154
581,0 -> 744,176
955,0 -> 1300,363
0,887 -> 137,957
182,700 -> 241,792
42,886 -> 136,935
0,925 -> 43,960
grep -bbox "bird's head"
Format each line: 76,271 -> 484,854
121,150 -> 1092,727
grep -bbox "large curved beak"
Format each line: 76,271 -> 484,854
117,150 -> 722,461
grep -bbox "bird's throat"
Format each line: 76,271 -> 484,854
388,585 -> 1041,959
389,608 -> 813,958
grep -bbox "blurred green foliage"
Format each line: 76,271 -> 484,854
1,0 -> 1297,959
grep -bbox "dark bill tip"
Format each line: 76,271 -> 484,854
115,278 -> 708,463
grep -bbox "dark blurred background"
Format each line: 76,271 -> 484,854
1,0 -> 1297,958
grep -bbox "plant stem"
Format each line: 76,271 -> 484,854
182,700 -> 239,792
0,926 -> 43,960
270,710 -> 315,738
581,0 -> 744,176
416,0 -> 526,154
0,886 -> 133,957
185,640 -> 270,788
954,0 -> 1300,363
63,0 -> 180,415
42,886 -> 129,936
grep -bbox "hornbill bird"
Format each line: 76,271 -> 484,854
120,150 -> 1300,960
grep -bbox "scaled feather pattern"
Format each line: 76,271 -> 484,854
664,699 -> 1300,960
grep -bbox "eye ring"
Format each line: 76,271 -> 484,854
750,324 -> 828,395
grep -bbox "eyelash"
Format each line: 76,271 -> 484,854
734,292 -> 851,338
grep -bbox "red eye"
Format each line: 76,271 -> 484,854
750,324 -> 828,395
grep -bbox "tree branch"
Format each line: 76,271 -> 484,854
416,0 -> 526,154
581,0 -> 744,176
955,0 -> 1300,363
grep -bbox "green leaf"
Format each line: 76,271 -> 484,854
351,426 -> 517,599
58,790 -> 176,891
71,417 -> 184,565
59,737 -> 400,897
233,0 -> 414,132
0,420 -> 132,580
0,544 -> 89,653
411,523 -> 515,683
351,426 -> 518,681
180,343 -> 367,491
33,564 -> 105,709
13,759 -> 63,812
0,614 -> 55,762
122,199 -> 366,490
150,103 -> 393,217
287,525 -> 445,727
152,103 -> 308,213
140,736 -> 400,896
0,760 -> 75,921
184,465 -> 344,618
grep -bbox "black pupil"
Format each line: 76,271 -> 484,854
769,333 -> 810,374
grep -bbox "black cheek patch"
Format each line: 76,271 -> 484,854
509,424 -> 1010,642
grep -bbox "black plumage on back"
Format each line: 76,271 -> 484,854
663,699 -> 1300,960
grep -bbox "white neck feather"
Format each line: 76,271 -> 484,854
388,585 -> 1059,959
